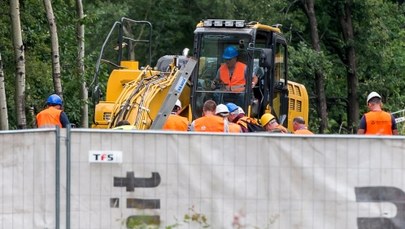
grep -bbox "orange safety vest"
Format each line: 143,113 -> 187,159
219,61 -> 246,92
236,116 -> 250,132
36,106 -> 62,128
228,122 -> 241,133
193,115 -> 225,132
294,129 -> 314,135
163,114 -> 189,131
364,111 -> 393,135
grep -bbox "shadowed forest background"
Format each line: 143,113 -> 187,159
1,0 -> 405,134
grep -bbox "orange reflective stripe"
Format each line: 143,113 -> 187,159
364,111 -> 393,135
219,62 -> 246,92
163,114 -> 189,131
36,107 -> 62,128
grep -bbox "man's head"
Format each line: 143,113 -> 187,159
237,106 -> 245,115
367,91 -> 382,104
260,113 -> 278,131
225,103 -> 239,121
222,46 -> 238,67
366,91 -> 383,111
215,104 -> 230,117
292,116 -> 305,131
202,100 -> 217,115
46,94 -> 63,109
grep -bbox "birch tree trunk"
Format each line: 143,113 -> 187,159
43,0 -> 63,98
0,53 -> 9,130
10,0 -> 27,129
76,0 -> 88,127
300,0 -> 328,133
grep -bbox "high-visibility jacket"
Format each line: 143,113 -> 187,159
219,62 -> 246,92
364,111 -> 394,135
294,128 -> 314,135
163,114 -> 189,131
228,122 -> 242,133
193,115 -> 225,132
236,116 -> 252,132
36,106 -> 62,128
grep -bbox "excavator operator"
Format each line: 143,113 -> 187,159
211,46 -> 258,106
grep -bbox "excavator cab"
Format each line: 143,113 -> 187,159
191,19 -> 308,129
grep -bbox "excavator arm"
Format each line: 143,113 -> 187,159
106,58 -> 196,130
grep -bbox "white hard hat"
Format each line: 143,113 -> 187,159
367,91 -> 381,104
237,106 -> 245,114
215,104 -> 229,115
175,99 -> 182,108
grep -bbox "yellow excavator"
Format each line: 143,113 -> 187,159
90,17 -> 309,131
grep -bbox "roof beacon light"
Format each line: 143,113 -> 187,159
224,20 -> 234,27
203,19 -> 246,28
214,20 -> 223,27
235,20 -> 245,28
203,20 -> 213,27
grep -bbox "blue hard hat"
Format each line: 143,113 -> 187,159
226,102 -> 238,113
46,94 -> 62,105
222,46 -> 238,60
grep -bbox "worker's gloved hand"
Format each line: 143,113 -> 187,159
211,80 -> 225,90
211,80 -> 218,89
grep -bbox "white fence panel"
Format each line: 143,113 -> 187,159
0,129 -> 59,229
2,129 -> 405,229
68,130 -> 405,229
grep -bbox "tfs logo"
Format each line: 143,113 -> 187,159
88,150 -> 122,163
92,153 -> 114,161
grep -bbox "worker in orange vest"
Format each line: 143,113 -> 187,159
215,104 -> 241,133
190,100 -> 226,132
162,99 -> 189,131
357,91 -> 398,135
260,113 -> 288,133
226,103 -> 249,132
36,94 -> 70,128
211,46 -> 258,106
292,116 -> 314,134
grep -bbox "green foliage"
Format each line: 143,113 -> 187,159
354,1 -> 405,114
2,0 -> 405,132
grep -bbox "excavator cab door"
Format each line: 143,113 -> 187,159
249,35 -> 289,126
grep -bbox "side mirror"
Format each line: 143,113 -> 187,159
259,49 -> 272,68
91,85 -> 102,105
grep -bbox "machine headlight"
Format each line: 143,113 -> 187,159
103,112 -> 111,121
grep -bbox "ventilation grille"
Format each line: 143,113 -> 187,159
288,84 -> 293,94
297,100 -> 302,112
294,85 -> 301,96
289,98 -> 295,110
